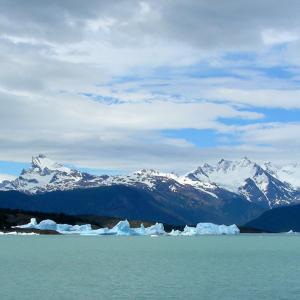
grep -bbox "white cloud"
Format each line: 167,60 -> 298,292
261,29 -> 299,45
0,0 -> 300,170
203,88 -> 300,109
0,88 -> 263,170
0,174 -> 16,183
85,17 -> 116,33
238,122 -> 300,146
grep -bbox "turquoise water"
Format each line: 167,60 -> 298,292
0,235 -> 300,300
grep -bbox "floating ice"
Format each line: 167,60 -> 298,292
15,218 -> 92,234
0,231 -> 38,236
17,218 -> 38,229
183,223 -> 240,235
182,225 -> 198,236
109,220 -> 138,236
57,224 -> 92,234
144,223 -> 165,235
15,218 -> 239,236
168,229 -> 182,236
37,219 -> 57,231
133,223 -> 146,235
197,223 -> 240,235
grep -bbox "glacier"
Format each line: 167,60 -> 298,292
15,218 -> 240,236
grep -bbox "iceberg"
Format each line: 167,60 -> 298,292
37,219 -> 57,231
15,218 -> 92,234
0,231 -> 38,236
286,230 -> 298,235
196,223 -> 240,235
168,229 -> 182,236
182,225 -> 198,236
102,221 -> 166,236
133,223 -> 146,235
15,218 -> 239,236
17,218 -> 57,231
108,220 -> 138,236
144,223 -> 165,235
57,224 -> 92,234
183,223 -> 240,235
17,218 -> 38,229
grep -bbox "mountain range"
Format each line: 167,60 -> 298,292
0,154 -> 299,225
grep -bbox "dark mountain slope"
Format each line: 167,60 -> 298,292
0,208 -> 157,230
0,185 -> 264,225
245,204 -> 300,232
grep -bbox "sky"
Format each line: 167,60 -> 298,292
0,0 -> 299,177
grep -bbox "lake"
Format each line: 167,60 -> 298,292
0,235 -> 299,300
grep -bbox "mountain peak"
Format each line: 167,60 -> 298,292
201,163 -> 214,172
216,158 -> 232,171
134,169 -> 160,176
241,156 -> 251,162
238,156 -> 253,167
31,154 -> 71,173
217,158 -> 231,164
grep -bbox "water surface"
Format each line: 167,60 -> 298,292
0,235 -> 299,300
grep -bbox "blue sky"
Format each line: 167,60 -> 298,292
0,1 -> 299,178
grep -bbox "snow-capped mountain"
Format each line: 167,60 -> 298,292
263,162 -> 300,189
0,154 -> 109,194
0,155 -> 266,225
0,155 -> 221,198
0,155 -> 200,197
184,157 -> 299,208
0,155 -> 299,210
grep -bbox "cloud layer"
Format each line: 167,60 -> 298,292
0,0 -> 299,172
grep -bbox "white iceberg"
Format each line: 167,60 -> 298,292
15,218 -> 239,236
37,219 -> 58,230
103,221 -> 166,236
182,225 -> 198,236
286,230 -> 299,235
183,223 -> 240,235
17,218 -> 57,231
133,223 -> 146,235
0,231 -> 38,236
58,224 -> 92,234
197,223 -> 240,235
15,218 -> 92,234
108,220 -> 138,236
17,218 -> 38,229
144,223 -> 165,235
168,229 -> 182,236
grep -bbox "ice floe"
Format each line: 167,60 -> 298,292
17,218 -> 92,233
285,230 -> 299,235
14,218 -> 240,236
0,231 -> 38,236
180,223 -> 240,236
